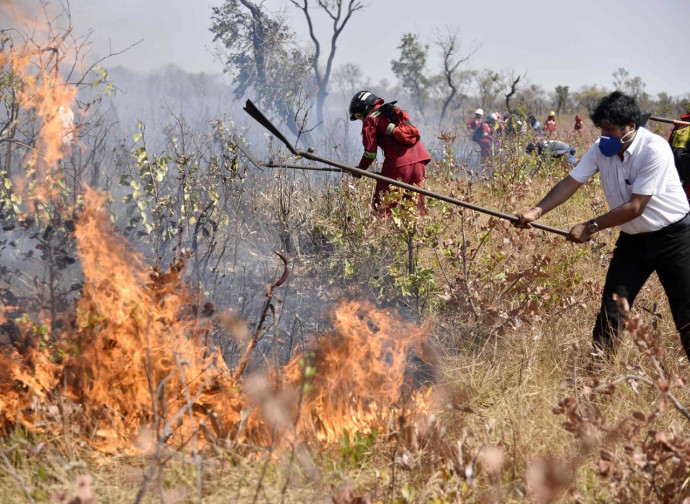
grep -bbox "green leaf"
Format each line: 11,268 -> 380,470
118,174 -> 131,186
133,132 -> 143,143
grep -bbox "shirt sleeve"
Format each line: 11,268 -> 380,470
569,143 -> 600,182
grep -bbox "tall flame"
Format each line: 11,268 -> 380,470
0,10 -> 77,204
285,299 -> 432,444
64,189 -> 247,452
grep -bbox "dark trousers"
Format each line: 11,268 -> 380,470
593,214 -> 690,360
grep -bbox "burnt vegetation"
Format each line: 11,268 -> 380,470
1,2 -> 690,503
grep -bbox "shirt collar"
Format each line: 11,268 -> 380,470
622,127 -> 643,161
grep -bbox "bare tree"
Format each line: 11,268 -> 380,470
502,71 -> 522,113
435,28 -> 477,126
288,0 -> 364,125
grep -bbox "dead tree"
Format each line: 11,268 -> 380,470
503,72 -> 523,113
288,0 -> 363,125
435,28 -> 477,126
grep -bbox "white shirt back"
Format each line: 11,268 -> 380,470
570,127 -> 689,234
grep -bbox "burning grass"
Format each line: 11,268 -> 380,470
1,190 -> 434,452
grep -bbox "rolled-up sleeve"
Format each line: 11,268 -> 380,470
569,143 -> 599,183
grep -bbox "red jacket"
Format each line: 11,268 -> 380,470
358,102 -> 430,171
466,117 -> 482,131
544,117 -> 557,132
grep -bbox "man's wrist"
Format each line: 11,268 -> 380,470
532,207 -> 543,218
587,219 -> 600,234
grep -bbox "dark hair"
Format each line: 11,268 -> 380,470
590,91 -> 641,129
526,143 -> 537,154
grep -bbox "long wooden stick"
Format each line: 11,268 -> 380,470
242,100 -> 569,237
649,116 -> 690,127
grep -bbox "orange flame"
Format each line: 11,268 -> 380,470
63,189 -> 248,453
1,9 -> 78,205
1,202 -> 434,450
284,299 -> 432,444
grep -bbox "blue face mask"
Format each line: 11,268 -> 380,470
598,129 -> 636,157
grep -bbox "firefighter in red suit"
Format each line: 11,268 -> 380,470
544,111 -> 557,136
574,113 -> 583,133
466,108 -> 484,133
349,91 -> 430,214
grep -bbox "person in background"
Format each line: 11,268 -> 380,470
474,112 -> 500,160
526,140 -> 577,167
544,111 -> 557,136
527,115 -> 543,135
574,114 -> 584,134
494,112 -> 505,135
466,108 -> 484,134
504,112 -> 526,136
668,107 -> 690,200
349,90 -> 430,214
515,91 -> 690,363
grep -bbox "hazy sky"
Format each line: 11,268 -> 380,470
16,0 -> 690,98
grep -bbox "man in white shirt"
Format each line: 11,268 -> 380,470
515,91 -> 690,361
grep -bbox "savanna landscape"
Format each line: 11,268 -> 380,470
1,1 -> 690,503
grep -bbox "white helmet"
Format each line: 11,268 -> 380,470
488,112 -> 498,121
475,108 -> 484,116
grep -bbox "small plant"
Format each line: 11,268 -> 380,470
340,428 -> 378,465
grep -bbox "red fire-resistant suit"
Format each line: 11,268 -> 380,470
574,114 -> 583,132
466,117 -> 482,133
357,101 -> 430,213
477,123 -> 495,159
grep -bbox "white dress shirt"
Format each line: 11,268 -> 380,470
570,126 -> 689,234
